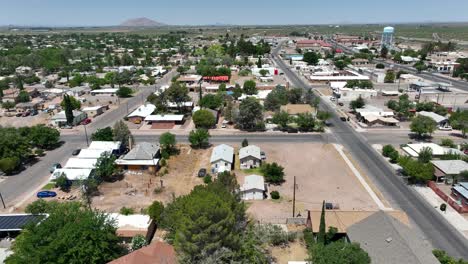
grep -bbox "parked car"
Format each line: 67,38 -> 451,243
21,111 -> 30,117
260,151 -> 266,160
438,126 -> 452,131
37,191 -> 57,198
72,149 -> 81,156
49,163 -> 62,173
30,109 -> 38,116
81,118 -> 91,125
197,168 -> 207,177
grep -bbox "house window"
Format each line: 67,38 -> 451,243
225,162 -> 228,166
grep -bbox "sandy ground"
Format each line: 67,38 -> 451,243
270,241 -> 309,264
90,145 -> 207,213
244,143 -> 380,221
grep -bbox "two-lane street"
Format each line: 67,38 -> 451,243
272,44 -> 468,259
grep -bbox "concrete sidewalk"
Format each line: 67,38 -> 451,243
413,186 -> 468,239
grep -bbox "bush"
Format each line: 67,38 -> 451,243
160,158 -> 167,167
154,186 -> 164,194
0,157 -> 20,175
440,138 -> 456,148
131,234 -> 147,251
270,191 -> 280,199
376,63 -> 385,69
382,145 -> 396,157
261,163 -> 285,184
120,207 -> 134,215
203,174 -> 212,184
388,151 -> 399,164
35,149 -> 45,156
440,203 -> 447,212
55,173 -> 71,192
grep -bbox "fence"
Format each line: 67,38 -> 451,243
427,181 -> 468,214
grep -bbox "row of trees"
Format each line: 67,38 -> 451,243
0,125 -> 60,174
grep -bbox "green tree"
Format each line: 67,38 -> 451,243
160,183 -> 245,263
433,249 -> 468,264
259,69 -> 269,77
449,109 -> 468,137
94,153 -> 118,182
317,201 -> 326,244
272,111 -> 291,129
303,51 -> 320,65
116,86 -> 133,98
440,138 -> 456,148
295,113 -> 316,132
29,125 -> 60,150
380,45 -> 389,58
55,173 -> 71,192
243,80 -> 257,95
189,129 -> 211,149
288,88 -> 303,104
193,109 -> 216,129
241,138 -> 249,148
261,162 -> 285,184
309,240 -> 370,264
6,202 -> 124,264
257,57 -> 262,68
113,120 -> 132,149
382,145 -> 396,157
60,96 -> 81,110
410,115 -> 437,138
384,71 -> 396,83
147,201 -> 164,222
232,84 -> 243,99
199,94 -> 223,109
0,157 -> 20,175
376,63 -> 385,69
131,235 -> 147,251
165,82 -> 190,113
349,96 -> 365,110
237,97 -> 263,131
159,132 -> 177,155
16,90 -> 30,103
418,147 -> 433,163
62,94 -> 74,126
2,101 -> 16,111
264,85 -> 289,111
91,127 -> 114,141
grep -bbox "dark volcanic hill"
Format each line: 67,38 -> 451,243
120,17 -> 165,27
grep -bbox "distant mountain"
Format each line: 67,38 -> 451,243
120,17 -> 165,27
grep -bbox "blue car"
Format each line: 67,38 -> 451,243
37,191 -> 57,198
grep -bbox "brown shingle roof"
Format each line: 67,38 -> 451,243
108,241 -> 177,264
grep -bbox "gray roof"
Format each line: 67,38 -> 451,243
0,214 -> 45,231
210,144 -> 234,164
239,145 -> 261,160
418,111 -> 447,123
453,182 -> 468,199
431,160 -> 468,175
347,211 -> 440,264
122,142 -> 160,160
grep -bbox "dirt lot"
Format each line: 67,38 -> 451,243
270,241 -> 309,264
242,143 -> 380,221
91,145 -> 207,213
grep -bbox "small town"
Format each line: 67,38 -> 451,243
0,1 -> 467,263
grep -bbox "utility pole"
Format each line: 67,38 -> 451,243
292,176 -> 296,217
0,192 -> 6,209
83,124 -> 89,147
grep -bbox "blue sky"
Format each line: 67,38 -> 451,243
1,0 -> 467,26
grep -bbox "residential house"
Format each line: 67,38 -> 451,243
15,100 -> 44,113
210,144 -> 234,173
50,168 -> 93,181
451,182 -> 468,211
145,114 -> 185,129
82,105 -> 105,118
355,105 -> 399,127
88,141 -> 122,155
240,175 -> 266,200
108,241 -> 176,264
431,160 -> 468,183
115,142 -> 160,172
347,211 -> 440,264
127,103 -> 156,124
417,111 -> 449,128
402,143 -> 462,158
64,158 -> 97,169
90,88 -> 118,96
239,145 -> 262,169
50,110 -> 87,127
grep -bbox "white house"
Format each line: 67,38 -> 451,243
50,110 -> 87,127
239,145 -> 262,169
50,168 -> 93,181
210,144 -> 234,174
64,158 -> 97,169
240,175 -> 266,200
127,103 -> 156,123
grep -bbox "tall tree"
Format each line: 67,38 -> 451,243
6,202 -> 124,264
165,82 -> 190,113
63,94 -> 74,125
113,120 -> 132,149
237,97 -> 263,131
193,109 -> 216,129
243,80 -> 257,95
317,201 -> 326,244
410,115 -> 437,138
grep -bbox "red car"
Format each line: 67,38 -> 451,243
81,118 -> 91,125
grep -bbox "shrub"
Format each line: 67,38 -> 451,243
270,191 -> 280,199
154,186 -> 164,194
35,149 -> 45,156
440,138 -> 456,148
261,162 -> 285,184
203,174 -> 212,184
440,203 -> 447,212
376,63 -> 385,69
55,173 -> 71,192
382,145 -> 396,157
0,157 -> 20,175
389,151 -> 399,164
120,207 -> 134,215
159,158 -> 167,167
131,234 -> 147,251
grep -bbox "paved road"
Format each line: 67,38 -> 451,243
0,70 -> 179,209
328,39 -> 468,91
272,45 -> 468,259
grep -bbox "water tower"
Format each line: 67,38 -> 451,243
381,26 -> 395,49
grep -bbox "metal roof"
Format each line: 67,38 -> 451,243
431,160 -> 468,175
210,144 -> 234,164
239,145 -> 262,160
0,214 -> 45,231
